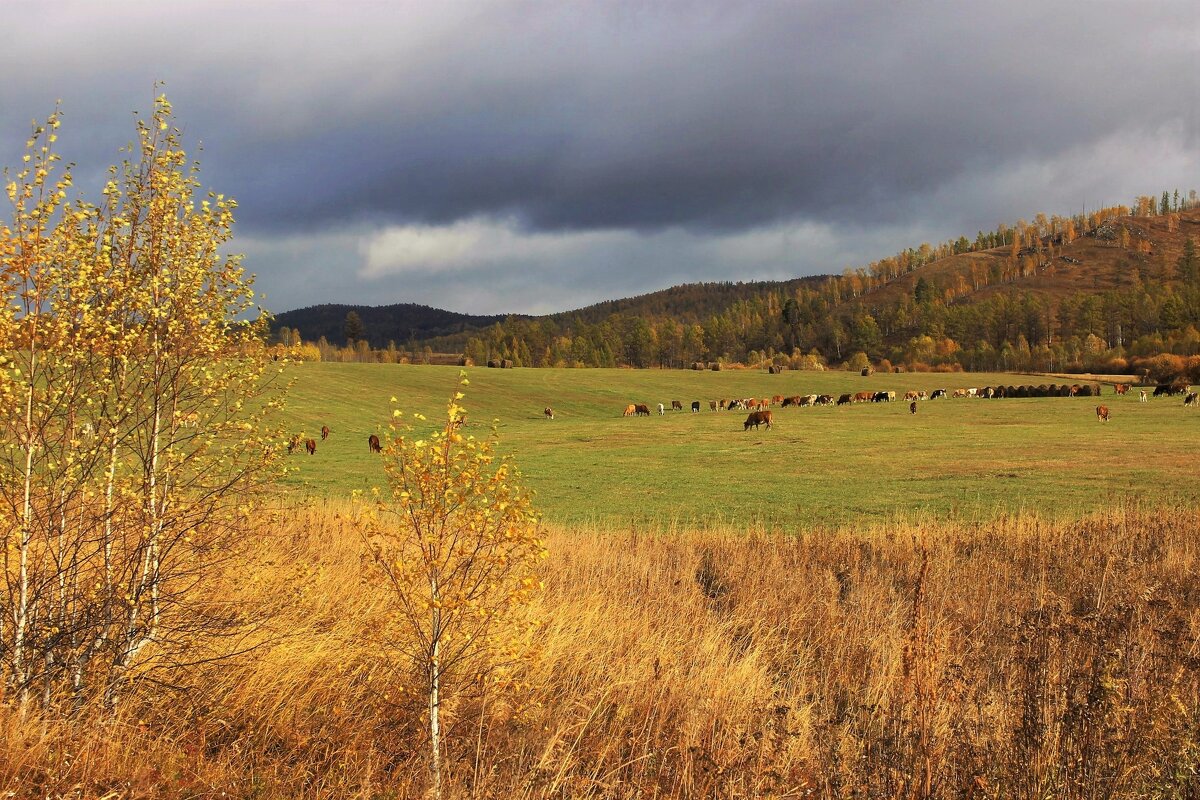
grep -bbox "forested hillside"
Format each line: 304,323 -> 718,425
273,302 -> 515,348
277,193 -> 1200,379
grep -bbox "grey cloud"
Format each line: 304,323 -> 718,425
1,1 -> 1197,314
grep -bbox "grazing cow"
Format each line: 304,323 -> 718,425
854,391 -> 874,403
771,395 -> 785,405
1069,384 -> 1080,397
837,393 -> 853,406
1185,392 -> 1198,407
801,394 -> 818,406
981,387 -> 994,399
671,400 -> 683,411
1140,390 -> 1149,403
710,400 -> 718,411
743,410 -> 773,430
288,433 -> 303,454
781,396 -> 796,408
953,388 -> 968,398
658,403 -> 666,416
635,404 -> 651,417
305,438 -> 317,455
623,404 -> 637,417
368,434 -> 382,453
910,401 -> 918,414
1096,405 -> 1110,422
1153,384 -> 1172,397
887,391 -> 896,402
692,401 -> 701,412
719,399 -> 729,410
1114,383 -> 1129,395
918,391 -> 929,401
816,394 -> 834,406
904,390 -> 919,401
544,407 -> 554,419
321,425 -> 331,440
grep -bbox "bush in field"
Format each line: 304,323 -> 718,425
357,374 -> 545,799
0,97 -> 283,711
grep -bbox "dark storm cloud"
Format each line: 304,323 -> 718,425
1,1 -> 1197,313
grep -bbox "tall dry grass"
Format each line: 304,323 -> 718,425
2,502 -> 1199,798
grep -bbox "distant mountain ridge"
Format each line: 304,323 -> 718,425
272,302 -> 516,347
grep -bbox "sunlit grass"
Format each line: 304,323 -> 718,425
278,363 -> 1199,526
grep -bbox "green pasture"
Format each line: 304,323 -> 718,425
277,363 -> 1198,527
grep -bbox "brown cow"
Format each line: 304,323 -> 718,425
635,404 -> 650,416
544,407 -> 555,419
854,391 -> 874,403
305,438 -> 316,455
623,404 -> 637,417
368,434 -> 382,453
671,400 -> 683,411
1096,405 -> 1110,422
321,425 -> 331,440
709,400 -> 718,411
771,395 -> 785,405
744,410 -> 773,430
1114,383 -> 1129,395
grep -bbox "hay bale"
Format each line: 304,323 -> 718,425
501,359 -> 513,369
710,363 -> 721,371
487,359 -> 499,368
692,361 -> 706,371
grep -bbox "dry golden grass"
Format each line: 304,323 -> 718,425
3,502 -> 1200,798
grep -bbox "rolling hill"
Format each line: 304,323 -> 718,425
273,203 -> 1200,373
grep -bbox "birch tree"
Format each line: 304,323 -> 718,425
0,96 -> 285,712
359,375 -> 545,799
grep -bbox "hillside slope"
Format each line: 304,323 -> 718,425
273,302 -> 517,347
275,204 -> 1200,373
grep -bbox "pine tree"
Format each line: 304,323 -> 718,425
343,310 -> 366,344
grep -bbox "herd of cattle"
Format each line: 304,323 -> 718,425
283,380 -> 1196,454
617,381 -> 1197,431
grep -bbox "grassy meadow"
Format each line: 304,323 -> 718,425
6,504 -> 1200,798
11,362 -> 1200,798
279,363 -> 1199,526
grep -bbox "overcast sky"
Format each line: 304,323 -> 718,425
2,1 -> 1198,315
